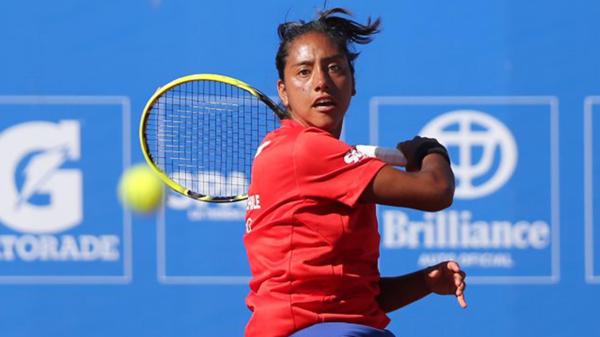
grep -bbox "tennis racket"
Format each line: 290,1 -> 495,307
139,73 -> 406,203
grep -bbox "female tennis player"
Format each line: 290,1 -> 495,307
244,8 -> 466,337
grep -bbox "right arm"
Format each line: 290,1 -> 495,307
360,152 -> 454,211
360,137 -> 464,312
364,158 -> 462,311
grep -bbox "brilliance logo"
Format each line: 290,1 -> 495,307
420,110 -> 517,199
382,209 -> 551,268
383,210 -> 550,250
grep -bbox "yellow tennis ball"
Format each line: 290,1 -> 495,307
118,164 -> 164,213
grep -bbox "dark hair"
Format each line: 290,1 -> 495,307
275,7 -> 381,80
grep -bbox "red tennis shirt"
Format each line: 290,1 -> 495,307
244,119 -> 389,337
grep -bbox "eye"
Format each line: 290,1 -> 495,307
298,68 -> 311,77
329,63 -> 343,73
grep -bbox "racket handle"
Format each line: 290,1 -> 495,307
355,145 -> 407,167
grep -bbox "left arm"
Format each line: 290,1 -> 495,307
377,261 -> 468,313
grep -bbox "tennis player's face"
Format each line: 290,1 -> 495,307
277,32 -> 355,137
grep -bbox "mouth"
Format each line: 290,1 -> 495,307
312,96 -> 337,111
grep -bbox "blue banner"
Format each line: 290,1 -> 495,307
1,1 -> 599,337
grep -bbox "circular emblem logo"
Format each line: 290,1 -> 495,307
420,110 -> 517,199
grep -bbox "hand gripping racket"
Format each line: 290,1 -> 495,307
140,74 -> 406,203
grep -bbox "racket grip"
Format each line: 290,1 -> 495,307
355,145 -> 407,167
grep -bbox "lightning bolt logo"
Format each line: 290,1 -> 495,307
16,145 -> 70,208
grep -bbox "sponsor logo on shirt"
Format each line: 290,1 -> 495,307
246,195 -> 261,211
245,218 -> 253,233
255,140 -> 271,158
344,148 -> 367,164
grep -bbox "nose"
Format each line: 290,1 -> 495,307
313,67 -> 331,92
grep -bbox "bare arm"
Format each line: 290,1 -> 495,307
377,270 -> 431,313
360,137 -> 464,312
377,261 -> 468,313
360,153 -> 454,210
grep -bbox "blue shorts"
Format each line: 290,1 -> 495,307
289,322 -> 396,337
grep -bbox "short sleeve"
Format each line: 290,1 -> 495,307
293,128 -> 386,207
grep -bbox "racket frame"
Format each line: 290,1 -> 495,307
139,73 -> 284,203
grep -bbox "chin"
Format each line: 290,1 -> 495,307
316,120 -> 341,135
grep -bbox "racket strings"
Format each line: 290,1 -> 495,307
144,79 -> 279,200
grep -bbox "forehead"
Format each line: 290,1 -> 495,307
286,32 -> 345,62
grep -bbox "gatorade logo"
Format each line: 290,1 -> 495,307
0,120 -> 82,233
420,110 -> 517,199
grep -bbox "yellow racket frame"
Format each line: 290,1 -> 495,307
139,73 -> 276,202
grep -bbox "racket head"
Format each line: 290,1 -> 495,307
139,74 -> 282,202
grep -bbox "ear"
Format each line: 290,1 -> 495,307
277,79 -> 289,107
